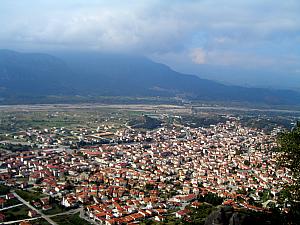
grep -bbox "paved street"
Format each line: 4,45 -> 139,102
0,203 -> 23,212
13,192 -> 58,225
2,217 -> 41,224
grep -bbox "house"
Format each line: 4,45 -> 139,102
106,218 -> 117,225
42,205 -> 53,211
191,201 -> 202,208
62,196 -> 77,208
19,221 -> 32,225
0,198 -> 6,208
20,182 -> 28,189
6,193 -> 15,200
175,209 -> 190,218
32,201 -> 42,208
154,209 -> 167,215
28,210 -> 37,218
154,215 -> 165,222
130,212 -> 145,221
0,213 -> 5,222
40,197 -> 50,205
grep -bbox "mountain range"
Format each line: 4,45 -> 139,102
0,49 -> 299,105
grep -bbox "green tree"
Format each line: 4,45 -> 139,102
277,122 -> 300,224
243,159 -> 250,166
0,184 -> 10,195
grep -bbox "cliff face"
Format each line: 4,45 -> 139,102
204,206 -> 281,225
204,206 -> 234,225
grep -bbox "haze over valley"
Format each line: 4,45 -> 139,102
1,49 -> 300,106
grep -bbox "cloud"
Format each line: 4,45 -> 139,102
0,1 -> 196,53
190,48 -> 206,64
293,69 -> 300,74
0,0 -> 299,71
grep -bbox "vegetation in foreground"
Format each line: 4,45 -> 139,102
277,122 -> 300,224
51,212 -> 90,225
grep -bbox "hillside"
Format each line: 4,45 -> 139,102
0,49 -> 300,105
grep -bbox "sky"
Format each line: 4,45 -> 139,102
0,0 -> 300,89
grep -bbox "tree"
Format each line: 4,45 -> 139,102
277,122 -> 300,224
244,159 -> 250,166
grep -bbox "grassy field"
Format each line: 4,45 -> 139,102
0,184 -> 11,195
30,218 -> 52,225
9,218 -> 51,225
15,189 -> 46,202
43,203 -> 68,215
3,205 -> 31,222
0,106 -> 130,134
4,198 -> 21,207
52,212 -> 90,225
0,103 -> 298,140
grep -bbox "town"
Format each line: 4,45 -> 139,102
0,105 -> 296,225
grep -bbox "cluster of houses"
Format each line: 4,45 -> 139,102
0,116 -> 292,224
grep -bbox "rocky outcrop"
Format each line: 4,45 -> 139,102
204,206 -> 234,225
204,206 -> 275,225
